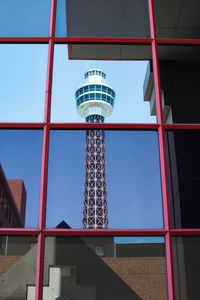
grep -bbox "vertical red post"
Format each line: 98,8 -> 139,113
165,232 -> 175,299
38,125 -> 50,231
35,233 -> 45,300
45,0 -> 56,124
148,0 -> 175,299
35,0 -> 57,299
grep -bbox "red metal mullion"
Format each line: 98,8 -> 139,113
44,39 -> 54,123
158,126 -> 171,230
36,122 -> 49,300
170,229 -> 200,236
42,229 -> 167,236
165,232 -> 175,300
148,1 -> 175,299
44,0 -> 56,124
0,37 -> 49,44
49,0 -> 57,38
35,2 -> 57,298
53,37 -> 153,44
151,41 -> 163,124
164,123 -> 200,130
151,39 -> 171,229
156,38 -> 200,45
0,123 -> 44,129
0,229 -> 39,235
48,123 -> 160,130
35,232 -> 45,300
158,126 -> 176,300
38,125 -> 49,231
148,0 -> 156,39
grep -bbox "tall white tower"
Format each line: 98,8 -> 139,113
75,69 -> 115,228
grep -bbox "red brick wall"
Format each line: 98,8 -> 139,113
0,256 -> 21,277
103,257 -> 167,300
8,180 -> 26,225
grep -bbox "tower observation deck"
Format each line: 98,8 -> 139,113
75,69 -> 115,229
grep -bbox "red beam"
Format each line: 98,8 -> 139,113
42,229 -> 167,236
170,229 -> 200,235
35,233 -> 45,300
0,123 -> 44,129
0,37 -> 49,43
0,228 -> 39,235
164,123 -> 200,130
157,38 -> 200,45
48,123 -> 160,130
54,37 -> 153,44
165,233 -> 175,300
38,126 -> 49,231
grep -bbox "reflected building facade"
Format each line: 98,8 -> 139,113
0,164 -> 26,228
75,69 -> 115,229
2,0 -> 200,299
0,235 -> 167,300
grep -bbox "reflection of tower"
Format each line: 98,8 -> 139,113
75,69 -> 115,228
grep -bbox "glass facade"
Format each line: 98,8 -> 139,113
0,1 -> 199,300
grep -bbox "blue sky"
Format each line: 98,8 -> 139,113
0,44 -> 48,122
0,44 -> 155,124
0,39 -> 160,230
51,45 -> 156,123
46,130 -> 163,229
114,237 -> 165,244
0,130 -> 42,228
0,0 -> 51,37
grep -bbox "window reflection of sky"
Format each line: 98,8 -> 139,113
0,0 -> 51,37
114,237 -> 165,244
47,130 -> 163,229
51,45 -> 156,123
0,45 -> 48,122
0,130 -> 43,228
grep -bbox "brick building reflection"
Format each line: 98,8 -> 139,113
0,234 -> 167,300
0,164 -> 26,228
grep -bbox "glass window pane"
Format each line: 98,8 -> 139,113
172,236 -> 200,300
69,44 -> 152,60
0,0 -> 51,37
51,45 -> 156,123
0,236 -> 37,300
43,236 -> 167,300
0,130 -> 43,228
0,44 -> 48,122
56,0 -> 150,38
154,0 -> 200,39
165,130 -> 200,228
158,45 -> 200,124
46,130 -> 163,229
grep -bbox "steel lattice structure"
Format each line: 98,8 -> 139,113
75,69 -> 116,229
83,129 -> 108,229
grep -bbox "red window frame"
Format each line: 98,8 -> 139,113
1,0 -> 200,299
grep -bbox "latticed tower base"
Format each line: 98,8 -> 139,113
82,129 -> 108,229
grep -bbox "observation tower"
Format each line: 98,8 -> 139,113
75,69 -> 115,229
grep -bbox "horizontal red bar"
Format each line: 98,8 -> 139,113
163,123 -> 200,130
170,229 -> 200,236
2,228 -> 199,237
0,37 -> 49,43
54,37 -> 153,44
157,38 -> 200,45
0,228 -> 40,235
1,123 -> 199,130
0,123 -> 44,129
42,229 -> 167,236
49,123 -> 160,130
1,37 -> 200,46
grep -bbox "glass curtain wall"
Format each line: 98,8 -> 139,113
0,0 -> 200,299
